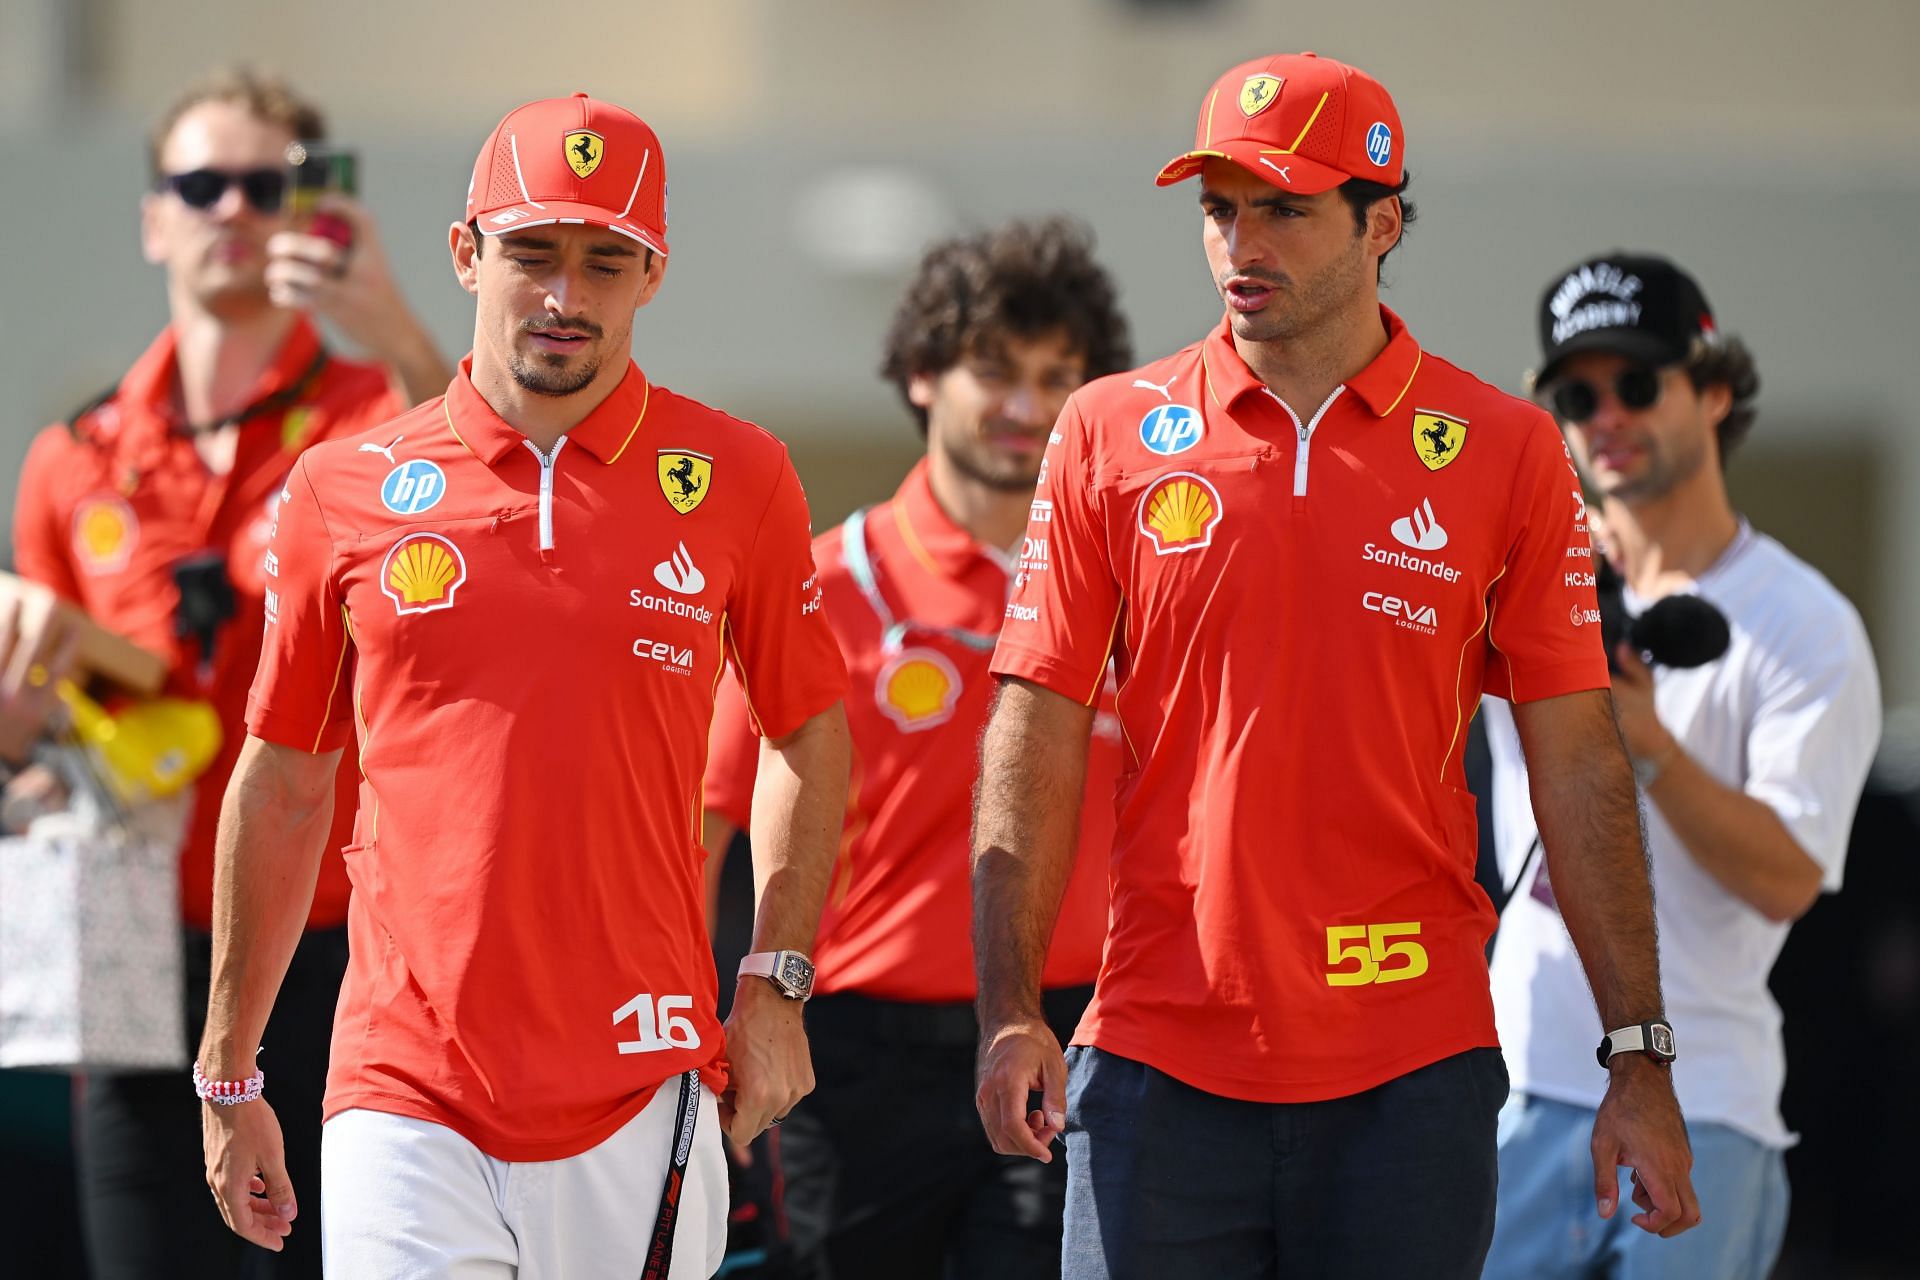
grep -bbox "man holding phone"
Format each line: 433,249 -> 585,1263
4,66 -> 448,1278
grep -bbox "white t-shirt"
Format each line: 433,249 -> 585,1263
1484,521 -> 1881,1148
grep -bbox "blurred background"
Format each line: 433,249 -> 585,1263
1,0 -> 1914,1275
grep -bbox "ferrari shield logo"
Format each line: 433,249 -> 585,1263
1239,74 -> 1283,118
657,450 -> 712,514
1412,412 -> 1469,471
564,130 -> 604,179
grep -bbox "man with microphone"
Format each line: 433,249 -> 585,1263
1482,252 -> 1882,1278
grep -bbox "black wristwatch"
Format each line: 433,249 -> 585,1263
1596,1019 -> 1677,1069
738,950 -> 816,1001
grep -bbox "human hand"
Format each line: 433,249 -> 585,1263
0,584 -> 83,762
266,195 -> 420,363
974,1015 -> 1066,1162
1610,643 -> 1673,763
717,980 -> 812,1148
203,1097 -> 298,1251
1590,1055 -> 1701,1236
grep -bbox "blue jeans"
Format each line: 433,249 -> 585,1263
1061,1044 -> 1507,1280
1484,1093 -> 1789,1280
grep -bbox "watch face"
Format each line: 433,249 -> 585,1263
777,954 -> 814,997
1649,1024 -> 1675,1057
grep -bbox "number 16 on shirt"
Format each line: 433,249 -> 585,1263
614,993 -> 701,1054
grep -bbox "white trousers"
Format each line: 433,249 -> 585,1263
320,1084 -> 726,1279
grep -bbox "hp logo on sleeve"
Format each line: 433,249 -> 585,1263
381,460 -> 448,516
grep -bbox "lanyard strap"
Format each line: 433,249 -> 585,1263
840,507 -> 999,655
641,1069 -> 702,1280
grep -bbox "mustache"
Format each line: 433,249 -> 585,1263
1218,267 -> 1289,290
520,315 -> 605,339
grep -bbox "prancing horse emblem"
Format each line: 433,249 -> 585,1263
657,450 -> 713,515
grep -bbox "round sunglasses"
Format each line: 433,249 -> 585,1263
158,167 -> 287,213
1548,365 -> 1665,423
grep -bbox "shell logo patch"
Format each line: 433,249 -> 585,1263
564,130 -> 604,180
1240,74 -> 1283,118
381,533 -> 467,615
658,450 -> 712,515
72,494 -> 138,574
875,648 -> 962,732
1412,411 -> 1469,472
1138,472 -> 1223,555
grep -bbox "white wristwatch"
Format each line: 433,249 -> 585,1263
1596,1019 -> 1677,1068
738,950 -> 816,1001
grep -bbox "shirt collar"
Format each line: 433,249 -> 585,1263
891,458 -> 1010,579
444,354 -> 653,466
115,316 -> 327,438
1200,305 -> 1424,419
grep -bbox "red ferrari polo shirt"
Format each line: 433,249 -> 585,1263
11,318 -> 400,930
247,357 -> 846,1160
706,459 -> 1117,1003
991,308 -> 1607,1103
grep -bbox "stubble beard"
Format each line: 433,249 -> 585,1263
1222,236 -> 1370,346
509,347 -> 602,397
1603,431 -> 1709,506
938,426 -> 1042,495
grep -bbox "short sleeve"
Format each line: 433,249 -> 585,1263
724,455 -> 847,740
1744,615 -> 1881,889
245,456 -> 354,753
989,396 -> 1121,705
1482,414 -> 1610,702
12,426 -> 85,601
702,671 -> 759,831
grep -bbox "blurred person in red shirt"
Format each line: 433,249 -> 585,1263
0,67 -> 448,1280
704,219 -> 1131,1278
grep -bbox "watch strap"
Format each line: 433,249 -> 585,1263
1597,1019 -> 1677,1068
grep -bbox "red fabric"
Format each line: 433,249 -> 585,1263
248,357 -> 846,1160
706,460 -> 1117,1003
10,318 -> 400,930
1155,51 -> 1405,193
990,308 -> 1608,1103
466,93 -> 669,255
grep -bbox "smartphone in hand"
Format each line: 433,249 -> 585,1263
284,141 -> 359,250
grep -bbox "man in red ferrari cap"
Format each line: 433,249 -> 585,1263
971,53 -> 1701,1276
197,92 -> 851,1279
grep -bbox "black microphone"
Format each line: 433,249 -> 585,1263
1629,594 -> 1731,669
1596,555 -> 1730,670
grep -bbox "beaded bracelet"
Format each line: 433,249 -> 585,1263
193,1061 -> 265,1106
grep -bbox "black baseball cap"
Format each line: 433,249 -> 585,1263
1536,252 -> 1717,385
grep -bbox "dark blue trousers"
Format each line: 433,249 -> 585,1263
1062,1045 -> 1506,1280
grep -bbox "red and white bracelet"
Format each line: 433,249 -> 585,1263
193,1061 -> 265,1106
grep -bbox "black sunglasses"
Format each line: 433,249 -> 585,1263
1549,365 -> 1665,424
158,168 -> 287,213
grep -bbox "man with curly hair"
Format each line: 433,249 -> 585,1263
1481,253 -> 1881,1279
703,218 -> 1131,1278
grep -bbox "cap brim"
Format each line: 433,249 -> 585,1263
473,199 -> 668,257
1538,328 -> 1684,385
1154,141 -> 1349,195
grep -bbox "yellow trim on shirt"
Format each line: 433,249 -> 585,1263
605,375 -> 652,464
1380,348 -> 1424,419
1441,567 -> 1504,782
892,500 -> 942,578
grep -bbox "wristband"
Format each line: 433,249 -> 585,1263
193,1061 -> 265,1106
1631,740 -> 1680,789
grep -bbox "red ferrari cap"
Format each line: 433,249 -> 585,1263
1156,53 -> 1403,195
465,92 -> 668,256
